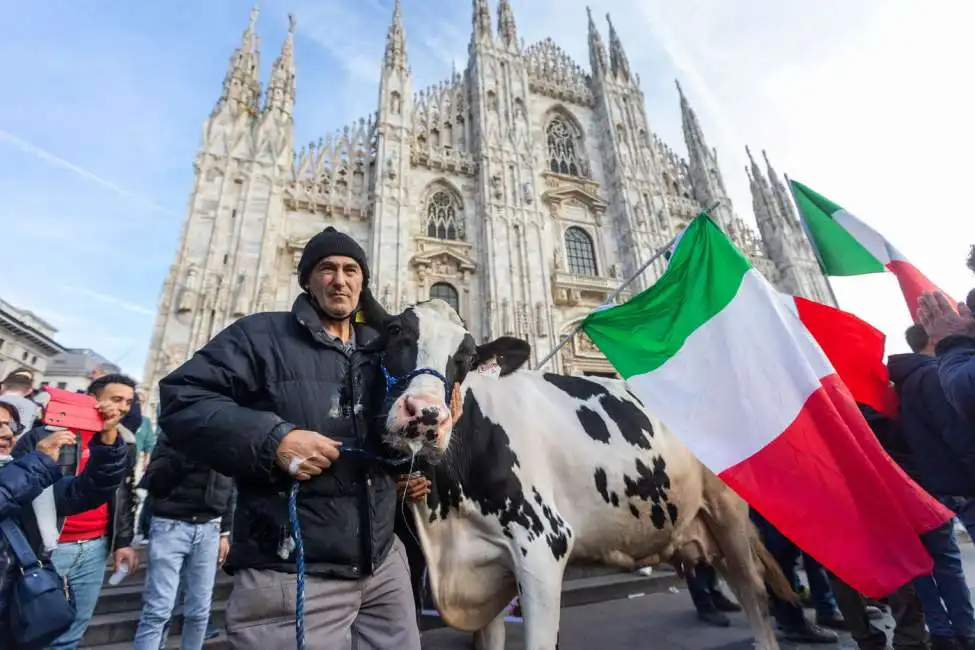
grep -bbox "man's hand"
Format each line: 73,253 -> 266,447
275,429 -> 342,481
396,473 -> 432,503
917,291 -> 975,345
218,537 -> 230,568
113,546 -> 140,574
96,400 -> 125,444
36,430 -> 77,462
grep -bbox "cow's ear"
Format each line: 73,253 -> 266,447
357,286 -> 389,327
475,337 -> 531,376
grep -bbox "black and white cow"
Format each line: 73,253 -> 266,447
368,298 -> 793,650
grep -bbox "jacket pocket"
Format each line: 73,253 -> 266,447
225,568 -> 296,631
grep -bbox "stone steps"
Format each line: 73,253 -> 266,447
83,554 -> 681,648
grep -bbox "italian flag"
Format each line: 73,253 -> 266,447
582,214 -> 951,598
790,180 -> 951,318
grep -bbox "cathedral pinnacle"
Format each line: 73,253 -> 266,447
497,0 -> 518,48
605,13 -> 631,82
472,0 -> 492,42
215,4 -> 262,117
586,7 -> 608,74
384,0 -> 408,71
264,13 -> 296,117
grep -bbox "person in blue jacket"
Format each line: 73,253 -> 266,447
917,289 -> 975,421
0,399 -> 131,649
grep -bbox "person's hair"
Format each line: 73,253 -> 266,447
1,373 -> 33,393
905,324 -> 930,353
967,288 -> 975,314
967,245 -> 975,274
88,373 -> 137,398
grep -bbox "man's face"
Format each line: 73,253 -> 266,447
306,255 -> 363,321
96,383 -> 135,418
0,407 -> 18,455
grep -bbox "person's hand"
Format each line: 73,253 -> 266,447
218,537 -> 230,568
36,430 -> 77,462
96,400 -> 125,444
275,429 -> 342,481
113,546 -> 140,574
396,473 -> 431,503
917,291 -> 975,345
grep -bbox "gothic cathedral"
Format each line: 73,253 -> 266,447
142,1 -> 833,408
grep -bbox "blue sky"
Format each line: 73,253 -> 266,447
1,0 -> 973,381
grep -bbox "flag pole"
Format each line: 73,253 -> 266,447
535,201 -> 720,371
785,174 -> 841,308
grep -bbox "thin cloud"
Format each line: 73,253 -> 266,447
60,285 -> 155,317
0,129 -> 178,218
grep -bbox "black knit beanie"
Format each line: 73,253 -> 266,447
297,227 -> 370,288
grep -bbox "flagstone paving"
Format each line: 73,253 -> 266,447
420,539 -> 975,649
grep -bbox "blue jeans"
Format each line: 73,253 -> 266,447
914,497 -> 975,641
133,516 -> 221,650
49,536 -> 109,650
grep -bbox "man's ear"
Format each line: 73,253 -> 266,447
475,337 -> 531,376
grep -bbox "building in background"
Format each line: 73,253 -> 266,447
43,348 -> 115,393
142,2 -> 833,413
0,298 -> 64,383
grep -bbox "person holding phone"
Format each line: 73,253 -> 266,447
13,372 -> 141,650
0,397 -> 130,649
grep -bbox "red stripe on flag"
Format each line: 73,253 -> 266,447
719,374 -> 951,598
886,259 -> 954,322
793,297 -> 899,419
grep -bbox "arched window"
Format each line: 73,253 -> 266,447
425,189 -> 464,240
429,282 -> 459,313
565,227 -> 597,276
546,116 -> 585,178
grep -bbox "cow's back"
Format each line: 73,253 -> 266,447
463,370 -> 708,568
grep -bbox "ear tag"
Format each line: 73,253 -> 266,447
476,359 -> 502,378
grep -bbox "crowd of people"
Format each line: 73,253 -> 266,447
0,230 -> 972,650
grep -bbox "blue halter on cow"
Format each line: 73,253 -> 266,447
362,294 -> 794,650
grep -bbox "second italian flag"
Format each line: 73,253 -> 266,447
790,180 -> 951,318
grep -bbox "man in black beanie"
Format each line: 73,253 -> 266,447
157,227 -> 422,649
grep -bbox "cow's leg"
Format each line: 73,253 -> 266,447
472,612 -> 506,650
703,485 -> 782,650
514,558 -> 565,650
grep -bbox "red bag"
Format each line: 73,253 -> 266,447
41,387 -> 103,432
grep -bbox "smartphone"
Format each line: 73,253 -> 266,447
42,387 -> 104,432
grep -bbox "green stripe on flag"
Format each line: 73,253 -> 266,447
789,181 -> 885,276
582,214 -> 749,378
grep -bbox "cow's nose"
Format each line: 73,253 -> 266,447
404,395 -> 418,417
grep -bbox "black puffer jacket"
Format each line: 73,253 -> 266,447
139,431 -> 235,533
158,294 -> 398,579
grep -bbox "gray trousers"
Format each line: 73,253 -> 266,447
225,537 -> 421,650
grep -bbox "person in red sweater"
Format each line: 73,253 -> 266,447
13,373 -> 142,650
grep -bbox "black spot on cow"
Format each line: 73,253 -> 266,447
610,492 -> 619,507
424,393 -> 571,560
599,393 -> 654,449
593,468 -> 611,503
542,373 -> 609,401
650,504 -> 667,529
628,503 -> 640,518
521,547 -> 528,556
577,405 -> 611,444
621,456 -> 675,530
625,388 -> 645,407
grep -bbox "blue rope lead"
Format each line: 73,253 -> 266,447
289,481 -> 306,650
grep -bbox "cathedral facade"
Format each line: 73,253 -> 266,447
142,0 -> 833,408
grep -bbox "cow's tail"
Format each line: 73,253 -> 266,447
750,525 -> 799,605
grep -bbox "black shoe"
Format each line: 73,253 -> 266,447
931,636 -> 960,650
698,610 -> 731,627
865,604 -> 885,620
712,591 -> 743,613
781,622 -> 839,644
815,611 -> 848,630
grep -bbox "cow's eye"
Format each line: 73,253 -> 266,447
388,324 -> 402,337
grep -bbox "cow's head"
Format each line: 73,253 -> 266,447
361,292 -> 530,458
